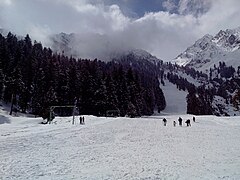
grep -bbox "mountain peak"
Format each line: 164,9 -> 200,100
172,27 -> 240,70
127,49 -> 160,61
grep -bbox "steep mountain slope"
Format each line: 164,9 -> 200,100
173,27 -> 240,71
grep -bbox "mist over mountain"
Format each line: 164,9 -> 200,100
43,26 -> 240,117
50,32 -> 163,63
50,32 -> 133,61
2,24 -> 240,117
1,0 -> 240,61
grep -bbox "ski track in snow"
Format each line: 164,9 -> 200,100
0,115 -> 240,180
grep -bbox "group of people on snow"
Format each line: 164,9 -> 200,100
162,116 -> 196,127
79,116 -> 85,124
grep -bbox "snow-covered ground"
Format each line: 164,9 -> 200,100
1,108 -> 240,180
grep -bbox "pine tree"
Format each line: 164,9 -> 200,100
232,89 -> 240,110
105,74 -> 118,112
94,74 -> 108,116
0,69 -> 4,103
0,32 -> 169,117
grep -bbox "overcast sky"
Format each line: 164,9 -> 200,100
1,0 -> 240,60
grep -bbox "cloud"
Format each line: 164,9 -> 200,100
121,12 -> 199,60
162,0 -> 178,13
28,24 -> 52,45
162,0 -> 212,17
0,0 -> 12,6
198,0 -> 240,34
0,0 -> 240,61
178,0 -> 212,17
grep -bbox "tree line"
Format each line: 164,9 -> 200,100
186,61 -> 240,116
0,32 -> 166,117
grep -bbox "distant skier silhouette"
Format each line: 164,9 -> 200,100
79,116 -> 82,124
178,117 -> 183,126
163,118 -> 167,126
79,116 -> 85,125
185,119 -> 191,127
173,121 -> 176,127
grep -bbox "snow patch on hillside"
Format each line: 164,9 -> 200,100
161,80 -> 188,114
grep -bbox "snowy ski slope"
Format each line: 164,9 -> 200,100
0,110 -> 240,180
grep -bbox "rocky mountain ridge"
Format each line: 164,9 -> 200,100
173,27 -> 240,71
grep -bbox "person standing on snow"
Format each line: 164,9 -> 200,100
79,116 -> 82,124
178,117 -> 183,126
185,119 -> 191,127
163,118 -> 167,126
173,121 -> 176,127
82,116 -> 85,124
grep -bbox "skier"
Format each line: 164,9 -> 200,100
79,116 -> 82,124
193,116 -> 196,122
178,117 -> 183,126
173,121 -> 176,127
163,118 -> 167,126
185,119 -> 191,127
82,116 -> 85,124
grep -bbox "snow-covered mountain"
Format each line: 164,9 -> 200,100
112,48 -> 163,66
173,27 -> 240,71
50,31 -> 240,116
2,29 -> 240,116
